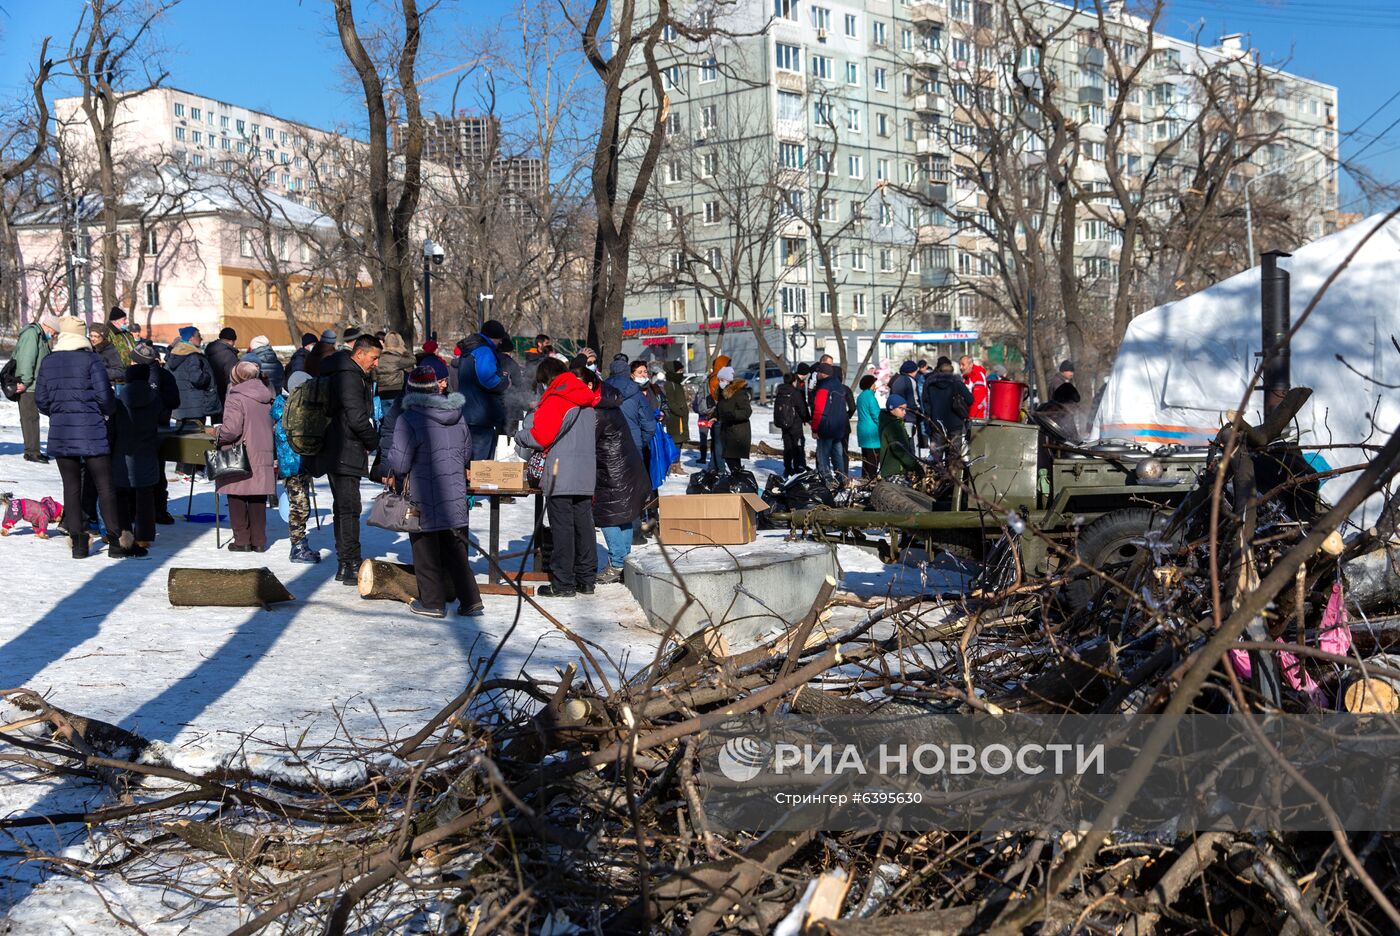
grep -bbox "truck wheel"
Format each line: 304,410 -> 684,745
1065,508 -> 1172,612
869,481 -> 936,515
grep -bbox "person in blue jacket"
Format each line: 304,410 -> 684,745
35,317 -> 134,559
456,319 -> 511,461
603,356 -> 657,456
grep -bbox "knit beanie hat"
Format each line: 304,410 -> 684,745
717,365 -> 735,382
321,328 -> 337,342
481,320 -> 508,342
132,342 -> 160,364
218,327 -> 237,342
406,365 -> 441,393
249,335 -> 271,350
418,354 -> 449,382
899,360 -> 919,374
301,332 -> 318,347
178,326 -> 198,343
58,317 -> 86,336
343,326 -> 363,342
422,339 -> 439,355
887,394 -> 908,410
107,306 -> 127,323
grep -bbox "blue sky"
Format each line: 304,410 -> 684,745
1,0 -> 1396,209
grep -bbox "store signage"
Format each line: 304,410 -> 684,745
622,317 -> 668,337
642,337 -> 675,346
879,330 -> 980,342
697,317 -> 773,331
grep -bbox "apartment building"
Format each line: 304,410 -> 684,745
621,0 -> 1339,373
20,88 -> 363,341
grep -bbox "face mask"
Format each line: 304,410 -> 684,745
718,379 -> 731,389
633,375 -> 648,385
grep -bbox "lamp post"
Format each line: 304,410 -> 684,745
422,239 -> 444,341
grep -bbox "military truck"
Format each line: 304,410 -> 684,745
781,413 -> 1208,584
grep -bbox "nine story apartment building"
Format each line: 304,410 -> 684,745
620,0 -> 1340,374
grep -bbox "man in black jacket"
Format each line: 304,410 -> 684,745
773,372 -> 810,476
132,342 -> 181,524
286,332 -> 318,378
308,334 -> 383,583
204,327 -> 241,408
920,356 -> 974,466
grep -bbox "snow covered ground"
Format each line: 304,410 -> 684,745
0,395 -> 939,932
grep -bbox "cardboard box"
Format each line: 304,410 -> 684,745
470,460 -> 529,491
658,493 -> 769,546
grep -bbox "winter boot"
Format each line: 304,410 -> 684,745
70,531 -> 91,559
597,565 -> 623,585
290,541 -> 321,564
108,531 -> 149,559
336,560 -> 360,585
537,584 -> 576,598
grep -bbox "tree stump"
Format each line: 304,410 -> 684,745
167,567 -> 294,610
1341,674 -> 1400,713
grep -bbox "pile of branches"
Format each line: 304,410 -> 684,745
6,396 -> 1400,934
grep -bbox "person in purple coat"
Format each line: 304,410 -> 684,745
384,365 -> 484,619
209,361 -> 276,551
35,317 -> 134,558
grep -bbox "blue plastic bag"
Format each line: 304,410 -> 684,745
649,423 -> 680,490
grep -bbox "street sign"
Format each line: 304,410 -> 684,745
879,330 -> 980,343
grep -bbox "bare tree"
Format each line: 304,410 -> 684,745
0,39 -> 55,328
66,0 -> 180,316
333,0 -> 428,342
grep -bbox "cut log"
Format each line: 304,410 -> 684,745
1341,674 -> 1400,713
167,567 -> 293,609
357,558 -> 534,602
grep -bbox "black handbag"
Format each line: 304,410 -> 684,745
205,441 -> 252,483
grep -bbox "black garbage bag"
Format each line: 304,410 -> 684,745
687,466 -> 760,496
762,469 -> 834,512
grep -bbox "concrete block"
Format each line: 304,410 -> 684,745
624,540 -> 842,650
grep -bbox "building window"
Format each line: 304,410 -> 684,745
850,247 -> 866,271
846,108 -> 862,132
266,283 -> 280,311
872,21 -> 886,46
818,292 -> 837,317
900,28 -> 913,51
700,57 -> 718,83
221,137 -> 231,150
778,141 -> 805,169
879,248 -> 894,272
175,127 -> 186,141
663,65 -> 682,89
665,111 -> 682,135
191,154 -> 203,168
191,107 -> 201,121
143,228 -> 158,255
191,130 -> 202,144
775,42 -> 802,72
241,279 -> 254,308
810,55 -> 832,80
814,151 -> 833,174
781,236 -> 806,267
873,67 -> 887,91
701,104 -> 717,131
814,101 -> 834,126
236,119 -> 246,135
876,158 -> 889,181
845,62 -> 860,85
848,154 -> 863,178
670,298 -> 688,323
849,199 -> 865,220
844,13 -> 858,37
220,115 -> 229,128
665,160 -> 684,183
707,246 -> 723,271
774,0 -> 798,20
143,281 -> 159,307
173,102 -> 185,117
819,197 -> 837,222
778,89 -> 804,122
240,230 -> 254,258
701,152 -> 717,177
237,141 -> 247,154
703,200 -> 721,224
706,296 -> 725,320
851,293 -> 866,317
810,5 -> 831,30
876,113 -> 889,137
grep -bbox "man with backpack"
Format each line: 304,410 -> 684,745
773,371 -> 810,476
810,363 -> 852,481
8,314 -> 58,463
304,334 -> 382,584
921,356 -> 974,467
457,319 -> 512,461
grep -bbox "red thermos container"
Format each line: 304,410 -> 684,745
988,380 -> 1026,422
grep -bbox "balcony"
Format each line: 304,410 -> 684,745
914,48 -> 940,68
775,71 -> 805,93
914,93 -> 949,114
921,266 -> 956,289
925,181 -> 949,203
917,223 -> 951,244
1078,85 -> 1105,105
916,136 -> 947,156
1078,46 -> 1105,68
1078,238 -> 1113,258
911,1 -> 946,27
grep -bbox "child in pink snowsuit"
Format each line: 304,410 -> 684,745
0,495 -> 63,538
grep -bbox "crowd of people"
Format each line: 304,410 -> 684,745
7,306 -> 1078,610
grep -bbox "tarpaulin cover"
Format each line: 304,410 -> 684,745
1093,213 -> 1400,524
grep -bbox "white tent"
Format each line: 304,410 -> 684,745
1092,212 -> 1400,523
